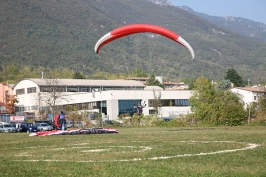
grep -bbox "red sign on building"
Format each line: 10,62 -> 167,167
10,116 -> 25,122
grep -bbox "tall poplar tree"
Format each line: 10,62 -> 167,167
225,67 -> 245,87
146,75 -> 165,89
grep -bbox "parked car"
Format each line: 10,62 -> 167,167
66,122 -> 73,128
73,122 -> 83,128
35,120 -> 53,126
27,123 -> 38,132
19,123 -> 38,132
103,120 -> 123,126
35,123 -> 53,131
19,123 -> 28,132
9,122 -> 23,132
0,122 -> 17,133
103,120 -> 114,125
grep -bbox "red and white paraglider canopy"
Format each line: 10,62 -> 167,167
94,24 -> 195,59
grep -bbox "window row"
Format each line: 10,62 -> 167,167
16,87 -> 37,95
149,99 -> 190,107
16,86 -> 144,95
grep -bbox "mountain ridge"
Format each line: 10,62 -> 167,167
0,0 -> 266,83
177,5 -> 266,43
147,0 -> 266,43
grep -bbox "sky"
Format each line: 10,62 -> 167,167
170,0 -> 266,24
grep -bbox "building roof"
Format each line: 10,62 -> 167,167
126,77 -> 149,84
234,87 -> 266,93
27,78 -> 145,87
126,77 -> 149,81
144,86 -> 164,91
0,82 -> 14,88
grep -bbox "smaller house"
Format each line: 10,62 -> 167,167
231,86 -> 266,108
126,77 -> 188,90
0,82 -> 14,114
164,82 -> 189,90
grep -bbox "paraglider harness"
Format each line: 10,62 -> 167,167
53,114 -> 67,130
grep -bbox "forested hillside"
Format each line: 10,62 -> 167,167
1,0 -> 266,83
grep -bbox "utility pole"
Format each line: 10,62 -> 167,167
100,85 -> 103,127
247,103 -> 251,125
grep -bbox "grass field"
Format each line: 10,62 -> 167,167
0,126 -> 265,177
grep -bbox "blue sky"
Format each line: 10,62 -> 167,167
170,0 -> 266,24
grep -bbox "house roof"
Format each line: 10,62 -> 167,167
27,78 -> 145,87
234,87 -> 266,93
0,82 -> 14,88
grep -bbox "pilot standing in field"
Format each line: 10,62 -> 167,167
16,122 -> 20,133
59,111 -> 66,131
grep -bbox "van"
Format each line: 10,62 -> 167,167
0,122 -> 17,133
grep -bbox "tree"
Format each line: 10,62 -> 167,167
73,72 -> 85,79
215,90 -> 247,125
254,95 -> 266,123
0,65 -> 3,82
32,92 -> 47,120
182,78 -> 196,90
150,90 -> 162,118
216,79 -> 231,90
2,64 -> 21,83
65,105 -> 81,128
6,95 -> 19,114
129,69 -> 148,77
146,75 -> 165,89
225,67 -> 245,87
39,78 -> 68,119
190,76 -> 246,125
189,76 -> 216,123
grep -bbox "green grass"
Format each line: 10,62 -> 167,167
0,126 -> 265,177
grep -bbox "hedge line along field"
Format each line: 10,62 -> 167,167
0,126 -> 265,177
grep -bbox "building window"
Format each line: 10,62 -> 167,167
31,105 -> 38,110
149,109 -> 156,114
82,103 -> 88,110
67,87 -> 78,92
254,96 -> 257,101
149,99 -> 190,107
118,100 -> 141,115
15,106 -> 25,112
40,86 -> 53,92
55,87 -> 66,92
27,87 -> 36,94
78,103 -> 82,110
174,99 -> 190,106
16,89 -> 25,95
80,87 -> 90,92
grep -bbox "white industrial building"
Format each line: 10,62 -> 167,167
13,79 -> 192,121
